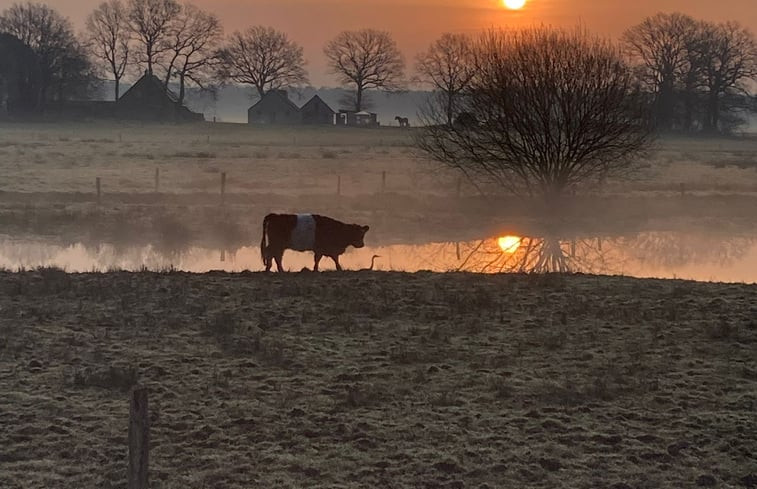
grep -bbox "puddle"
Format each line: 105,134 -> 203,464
1,231 -> 756,283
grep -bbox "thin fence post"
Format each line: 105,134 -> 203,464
96,177 -> 101,206
337,175 -> 341,196
220,172 -> 226,206
154,168 -> 160,193
381,171 -> 386,194
128,387 -> 149,489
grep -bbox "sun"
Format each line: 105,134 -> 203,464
497,235 -> 522,254
503,0 -> 526,9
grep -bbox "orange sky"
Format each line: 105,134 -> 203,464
2,0 -> 756,86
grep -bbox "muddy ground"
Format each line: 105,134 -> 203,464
0,270 -> 755,488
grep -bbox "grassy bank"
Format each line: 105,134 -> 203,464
1,270 -> 755,488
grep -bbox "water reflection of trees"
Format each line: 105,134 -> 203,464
427,231 -> 756,275
620,232 -> 756,268
452,236 -> 623,274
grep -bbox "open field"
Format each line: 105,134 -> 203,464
1,122 -> 757,254
0,270 -> 755,488
1,123 -> 757,487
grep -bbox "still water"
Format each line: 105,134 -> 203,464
2,231 -> 756,284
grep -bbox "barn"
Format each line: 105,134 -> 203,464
116,72 -> 204,122
300,95 -> 336,125
247,90 -> 302,124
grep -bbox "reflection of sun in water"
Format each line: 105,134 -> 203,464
498,235 -> 522,254
503,0 -> 526,10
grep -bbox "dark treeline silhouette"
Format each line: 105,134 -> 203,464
0,3 -> 95,112
1,1 -> 755,127
623,12 -> 757,134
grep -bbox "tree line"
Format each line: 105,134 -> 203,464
0,0 -> 407,113
1,2 -> 755,133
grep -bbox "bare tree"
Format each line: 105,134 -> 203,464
161,3 -> 222,104
415,33 -> 475,126
86,0 -> 130,100
696,21 -> 757,132
0,2 -> 95,104
217,26 -> 307,99
324,28 -> 404,111
622,13 -> 698,130
127,0 -> 180,76
416,28 -> 652,208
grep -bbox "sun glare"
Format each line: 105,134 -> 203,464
498,236 -> 522,254
503,0 -> 526,10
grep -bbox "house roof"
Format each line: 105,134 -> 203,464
249,89 -> 300,113
301,95 -> 335,114
119,72 -> 180,104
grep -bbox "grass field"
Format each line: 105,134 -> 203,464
1,121 -> 757,257
0,270 -> 755,488
1,122 -> 757,488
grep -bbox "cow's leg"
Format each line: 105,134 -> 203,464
314,253 -> 322,272
263,248 -> 272,272
273,249 -> 285,272
331,255 -> 342,271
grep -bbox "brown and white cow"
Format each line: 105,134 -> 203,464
260,213 -> 369,272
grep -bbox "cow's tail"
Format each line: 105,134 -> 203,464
260,214 -> 270,266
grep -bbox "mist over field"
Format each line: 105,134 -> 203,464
2,1 -> 757,488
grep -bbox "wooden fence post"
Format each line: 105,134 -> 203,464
220,172 -> 226,206
381,171 -> 386,194
96,177 -> 101,206
128,387 -> 149,489
154,168 -> 160,193
336,175 -> 341,196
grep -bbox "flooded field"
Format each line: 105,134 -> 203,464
2,229 -> 756,283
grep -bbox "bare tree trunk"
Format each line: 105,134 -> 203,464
446,91 -> 454,126
356,85 -> 363,112
115,79 -> 120,101
178,74 -> 185,105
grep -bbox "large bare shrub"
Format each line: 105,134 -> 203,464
416,28 -> 652,206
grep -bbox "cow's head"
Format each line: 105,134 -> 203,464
351,224 -> 370,248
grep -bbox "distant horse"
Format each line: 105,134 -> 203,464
395,116 -> 410,128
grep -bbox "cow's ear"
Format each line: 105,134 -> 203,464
362,225 -> 370,233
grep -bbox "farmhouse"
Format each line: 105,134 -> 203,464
247,90 -> 302,124
300,95 -> 336,125
116,72 -> 204,122
9,71 -> 204,122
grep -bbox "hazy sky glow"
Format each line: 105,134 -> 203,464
2,0 -> 756,86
